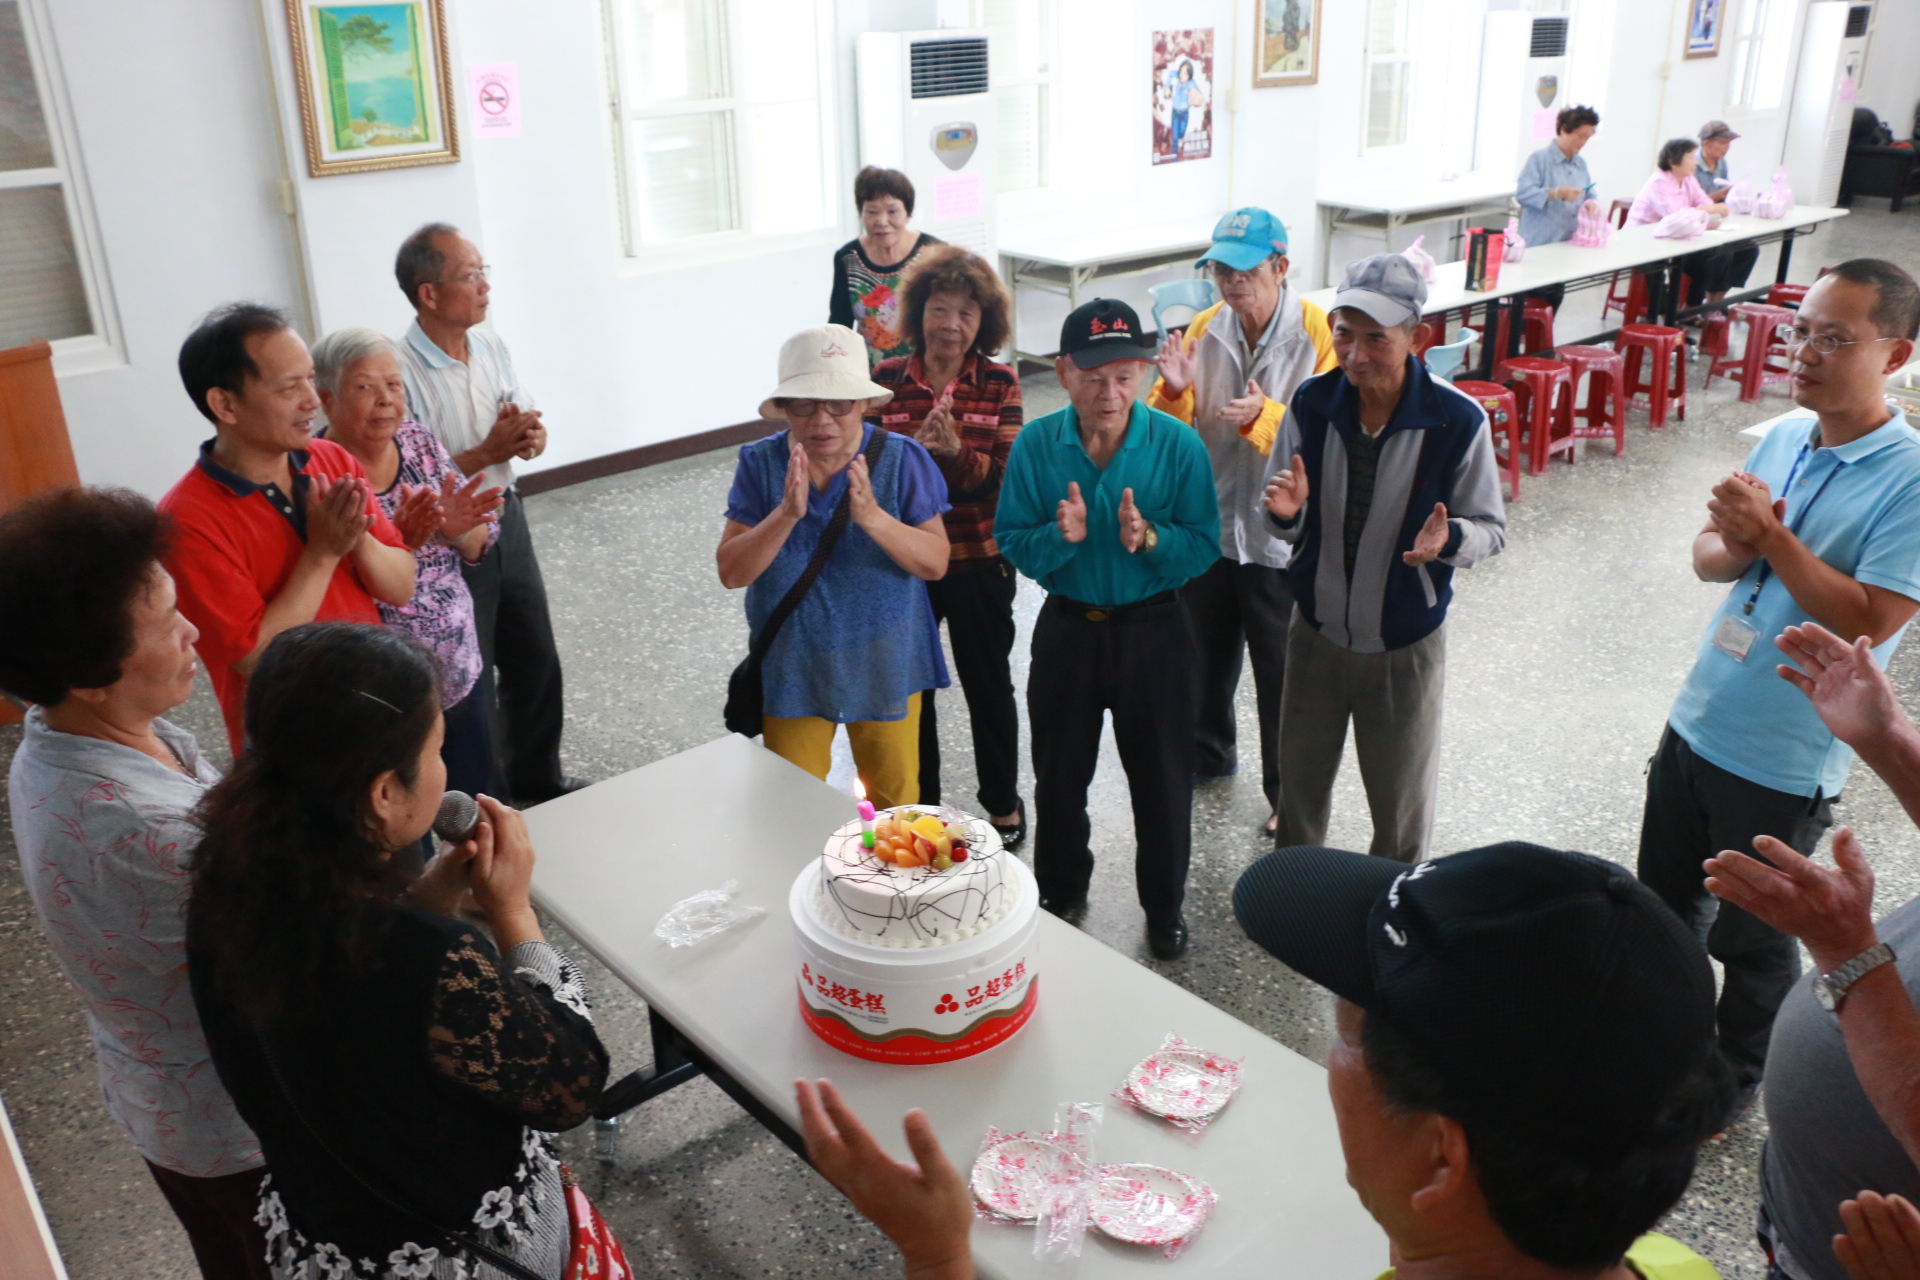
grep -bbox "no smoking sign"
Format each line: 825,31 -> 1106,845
468,63 -> 522,137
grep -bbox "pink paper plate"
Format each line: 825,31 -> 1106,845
969,1134 -> 1071,1222
1090,1163 -> 1215,1245
1125,1046 -> 1238,1121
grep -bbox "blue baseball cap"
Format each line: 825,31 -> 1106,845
1196,207 -> 1289,272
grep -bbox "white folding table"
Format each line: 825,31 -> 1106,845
1314,171 -> 1517,288
999,218 -> 1217,361
1304,205 -> 1850,379
524,735 -> 1388,1279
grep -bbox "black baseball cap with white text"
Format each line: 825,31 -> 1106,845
1233,842 -> 1719,1154
1059,298 -> 1159,369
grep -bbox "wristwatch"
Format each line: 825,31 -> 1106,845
1140,522 -> 1159,553
1812,941 -> 1896,1012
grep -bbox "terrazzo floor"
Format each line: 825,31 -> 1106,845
5,204 -> 1920,1279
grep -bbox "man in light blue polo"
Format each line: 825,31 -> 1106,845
1637,259 -> 1920,1105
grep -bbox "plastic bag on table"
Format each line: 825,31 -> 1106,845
1034,1102 -> 1101,1261
1755,165 -> 1795,219
1401,233 -> 1438,283
1652,207 -> 1709,239
1726,173 -> 1756,215
652,880 -> 765,947
1111,1033 -> 1246,1134
1570,199 -> 1612,248
1502,217 -> 1527,263
1089,1162 -> 1219,1259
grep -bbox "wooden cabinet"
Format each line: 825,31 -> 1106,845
0,340 -> 80,725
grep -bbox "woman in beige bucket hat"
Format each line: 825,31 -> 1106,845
718,324 -> 952,806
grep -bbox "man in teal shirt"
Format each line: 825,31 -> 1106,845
996,298 -> 1219,959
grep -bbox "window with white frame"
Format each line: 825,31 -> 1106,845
605,0 -> 836,254
981,0 -> 1051,193
1728,0 -> 1798,111
0,0 -> 96,351
1364,0 -> 1414,150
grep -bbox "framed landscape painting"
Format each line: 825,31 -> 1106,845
285,0 -> 459,176
1254,0 -> 1321,88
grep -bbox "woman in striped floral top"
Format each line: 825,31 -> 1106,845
869,245 -> 1027,847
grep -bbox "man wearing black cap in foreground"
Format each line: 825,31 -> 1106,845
785,842 -> 1737,1280
995,298 -> 1221,960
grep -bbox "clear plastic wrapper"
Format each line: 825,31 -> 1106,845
967,1102 -> 1103,1261
652,879 -> 765,948
1112,1034 -> 1245,1133
1089,1162 -> 1218,1259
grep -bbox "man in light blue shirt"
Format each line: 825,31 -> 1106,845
1638,259 -> 1920,1103
1514,104 -> 1600,248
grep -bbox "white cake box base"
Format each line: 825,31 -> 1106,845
789,858 -> 1038,1064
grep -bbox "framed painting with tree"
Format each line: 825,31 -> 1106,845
1253,0 -> 1321,88
285,0 -> 459,176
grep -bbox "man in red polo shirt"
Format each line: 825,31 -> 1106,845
161,303 -> 419,752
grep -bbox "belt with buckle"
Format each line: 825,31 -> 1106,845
1047,590 -> 1180,623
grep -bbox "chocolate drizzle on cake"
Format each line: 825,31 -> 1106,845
816,807 -> 1017,946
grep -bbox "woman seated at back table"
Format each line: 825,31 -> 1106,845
868,245 -> 1027,846
313,327 -> 503,801
0,487 -> 269,1279
1627,136 -> 1759,314
187,621 -> 620,1279
718,323 -> 952,809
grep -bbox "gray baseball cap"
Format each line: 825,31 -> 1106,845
1700,119 -> 1740,143
1333,253 -> 1429,328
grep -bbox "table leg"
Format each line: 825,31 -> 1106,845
1320,206 -> 1336,289
1776,227 -> 1797,284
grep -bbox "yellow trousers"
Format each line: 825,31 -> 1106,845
763,693 -> 921,809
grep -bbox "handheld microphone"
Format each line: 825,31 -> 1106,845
433,790 -> 481,844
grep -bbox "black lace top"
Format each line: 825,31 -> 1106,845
189,904 -> 609,1274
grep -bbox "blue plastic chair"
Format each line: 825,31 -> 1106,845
1148,278 -> 1218,336
1424,328 -> 1479,382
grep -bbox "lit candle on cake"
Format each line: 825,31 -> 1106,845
854,776 -> 876,849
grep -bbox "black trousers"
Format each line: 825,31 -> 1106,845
919,557 -> 1021,816
461,490 -> 568,803
1636,725 -> 1834,1086
1184,557 -> 1292,810
442,680 -> 497,799
146,1161 -> 272,1280
1683,243 -> 1763,304
1028,593 -> 1196,924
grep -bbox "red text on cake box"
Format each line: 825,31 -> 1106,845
796,957 -> 1036,1064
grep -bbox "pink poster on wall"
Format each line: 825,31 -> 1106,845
470,62 -> 521,138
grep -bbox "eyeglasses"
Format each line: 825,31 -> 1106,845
1781,326 -> 1897,356
783,399 -> 857,417
1208,262 -> 1274,283
429,267 -> 490,287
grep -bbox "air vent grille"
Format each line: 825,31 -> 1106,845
910,38 -> 989,99
1845,5 -> 1870,37
1529,16 -> 1570,57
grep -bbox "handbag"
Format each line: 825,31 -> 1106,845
255,1027 -> 618,1280
724,428 -> 889,737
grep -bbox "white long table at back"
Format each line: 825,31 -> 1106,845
1301,205 -> 1848,320
523,735 -> 1388,1280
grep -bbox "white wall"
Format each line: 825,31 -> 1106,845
1859,0 -> 1920,140
41,0 -> 306,496
44,0 -> 1864,488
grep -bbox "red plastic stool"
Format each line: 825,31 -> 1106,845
1416,307 -> 1471,356
1451,380 -> 1522,502
1708,303 -> 1795,403
1489,298 -> 1557,359
1617,325 -> 1688,428
1556,345 -> 1627,458
1767,283 -> 1809,309
1494,356 -> 1576,475
1699,312 -> 1732,359
1608,270 -> 1696,327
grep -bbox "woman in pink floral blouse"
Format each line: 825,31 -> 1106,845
0,488 -> 268,1279
315,328 -> 503,800
1626,137 -> 1756,311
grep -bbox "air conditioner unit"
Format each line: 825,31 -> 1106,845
1782,2 -> 1871,207
1473,13 -> 1572,177
855,30 -> 997,263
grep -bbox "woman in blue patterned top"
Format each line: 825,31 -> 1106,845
315,328 -> 503,800
718,324 -> 951,808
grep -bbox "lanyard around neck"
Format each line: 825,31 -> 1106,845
1741,441 -> 1841,616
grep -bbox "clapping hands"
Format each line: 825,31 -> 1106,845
1263,453 -> 1309,521
919,390 -> 962,459
1155,332 -> 1196,395
437,471 -> 505,540
1056,481 -> 1088,543
1218,379 -> 1266,431
1403,503 -> 1452,566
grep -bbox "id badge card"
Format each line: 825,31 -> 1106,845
1713,614 -> 1760,662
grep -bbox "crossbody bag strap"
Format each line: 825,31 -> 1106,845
252,1028 -> 549,1280
750,427 -> 889,661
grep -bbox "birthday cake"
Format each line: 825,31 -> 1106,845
792,805 -> 1039,1064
